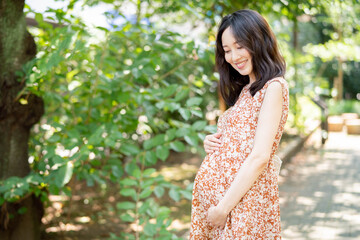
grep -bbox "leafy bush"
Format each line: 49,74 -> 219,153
328,99 -> 360,115
0,7 -> 217,239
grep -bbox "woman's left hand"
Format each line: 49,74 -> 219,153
207,205 -> 228,229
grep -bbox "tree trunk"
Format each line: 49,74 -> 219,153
292,14 -> 301,131
335,58 -> 343,101
0,0 -> 44,239
334,2 -> 344,101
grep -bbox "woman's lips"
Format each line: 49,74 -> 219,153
235,60 -> 247,69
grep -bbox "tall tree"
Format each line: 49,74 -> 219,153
304,0 -> 360,101
0,0 -> 44,239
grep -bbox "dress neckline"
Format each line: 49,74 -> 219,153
243,82 -> 254,92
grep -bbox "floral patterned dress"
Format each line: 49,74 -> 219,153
190,77 -> 289,239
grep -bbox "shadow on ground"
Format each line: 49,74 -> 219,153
280,131 -> 360,240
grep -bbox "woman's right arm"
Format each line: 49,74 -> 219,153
203,132 -> 222,154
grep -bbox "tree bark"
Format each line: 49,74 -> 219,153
0,0 -> 44,239
335,58 -> 344,101
334,1 -> 344,101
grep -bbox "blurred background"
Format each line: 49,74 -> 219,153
0,0 -> 359,239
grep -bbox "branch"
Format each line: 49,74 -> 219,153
157,58 -> 192,82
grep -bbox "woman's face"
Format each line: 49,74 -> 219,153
221,27 -> 255,81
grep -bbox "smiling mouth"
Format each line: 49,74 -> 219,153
235,60 -> 247,69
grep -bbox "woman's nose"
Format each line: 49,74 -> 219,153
232,51 -> 240,62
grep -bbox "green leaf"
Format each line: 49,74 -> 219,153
120,144 -> 140,156
62,187 -> 72,197
166,102 -> 180,112
169,141 -> 185,152
144,134 -> 165,150
91,96 -> 103,106
157,206 -> 171,218
192,120 -> 207,131
139,188 -> 152,199
162,84 -> 178,98
132,67 -> 140,79
176,127 -> 191,137
179,108 -> 191,121
54,162 -> 74,188
144,222 -> 157,236
141,178 -> 155,188
138,200 -> 150,214
111,165 -> 123,178
51,155 -> 64,165
96,26 -> 109,32
204,125 -> 218,133
87,127 -> 103,145
120,188 -> 137,199
145,151 -> 157,165
34,13 -> 44,25
26,174 -> 43,185
184,134 -> 199,146
155,101 -> 165,109
120,178 -> 137,187
174,88 -> 189,102
154,186 -> 165,198
180,189 -> 192,200
165,128 -> 176,141
48,184 -> 60,195
47,51 -> 64,72
186,97 -> 202,107
198,132 -> 206,141
117,201 -> 135,210
169,188 -> 180,202
143,168 -> 156,177
118,92 -> 130,102
48,134 -> 61,143
125,161 -> 140,175
17,207 -> 27,215
191,109 -> 203,118
156,145 -> 169,161
186,182 -> 194,191
120,213 -> 135,222
131,168 -> 141,178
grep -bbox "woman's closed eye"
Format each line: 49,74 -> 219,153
235,44 -> 243,49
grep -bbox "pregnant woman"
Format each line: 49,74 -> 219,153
190,9 -> 289,239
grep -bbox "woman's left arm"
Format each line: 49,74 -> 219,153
207,81 -> 283,228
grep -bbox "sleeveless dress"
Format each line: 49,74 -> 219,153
190,77 -> 289,239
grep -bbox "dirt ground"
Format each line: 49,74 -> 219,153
40,151 -> 202,240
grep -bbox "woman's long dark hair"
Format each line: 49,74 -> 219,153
216,9 -> 286,106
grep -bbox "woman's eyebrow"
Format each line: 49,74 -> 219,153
222,41 -> 239,48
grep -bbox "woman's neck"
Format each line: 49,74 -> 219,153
249,73 -> 256,85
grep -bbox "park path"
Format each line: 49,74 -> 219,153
279,130 -> 360,240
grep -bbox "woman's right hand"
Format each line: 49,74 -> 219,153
204,132 -> 222,154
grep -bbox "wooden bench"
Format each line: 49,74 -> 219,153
328,116 -> 344,132
346,119 -> 360,135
